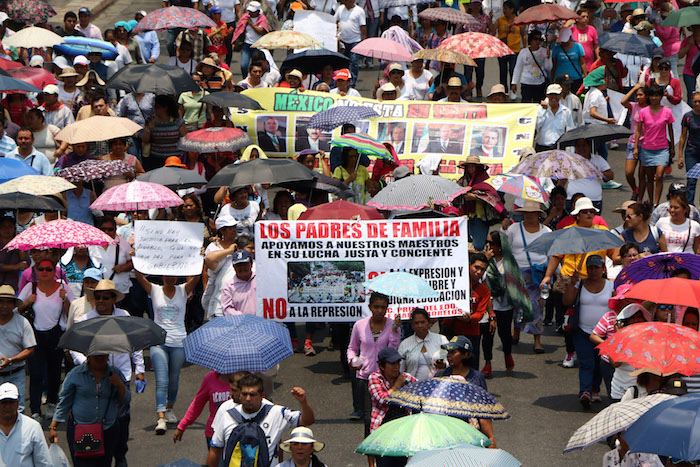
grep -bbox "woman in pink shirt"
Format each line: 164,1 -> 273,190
634,84 -> 675,206
571,10 -> 599,71
679,24 -> 700,99
655,3 -> 680,79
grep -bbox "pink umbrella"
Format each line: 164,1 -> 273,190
4,219 -> 115,251
90,180 -> 184,211
352,38 -> 413,62
418,7 -> 477,26
437,32 -> 514,59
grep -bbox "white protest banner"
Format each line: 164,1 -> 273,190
255,219 -> 470,322
133,220 -> 204,276
293,10 -> 338,52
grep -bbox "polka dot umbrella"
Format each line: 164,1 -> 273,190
177,127 -> 253,154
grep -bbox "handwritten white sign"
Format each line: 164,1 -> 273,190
133,220 -> 204,276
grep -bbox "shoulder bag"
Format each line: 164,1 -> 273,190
74,376 -> 115,458
519,222 -> 547,285
529,47 -> 550,88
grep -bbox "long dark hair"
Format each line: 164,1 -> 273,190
155,94 -> 179,119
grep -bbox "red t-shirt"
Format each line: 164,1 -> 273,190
443,282 -> 490,336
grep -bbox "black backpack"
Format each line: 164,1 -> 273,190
221,404 -> 272,467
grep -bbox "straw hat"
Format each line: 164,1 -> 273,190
459,154 -> 487,169
612,200 -> 635,214
198,57 -> 223,71
93,279 -> 125,302
76,70 -> 105,87
377,82 -> 397,101
58,67 -> 79,79
286,69 -> 303,81
0,285 -> 21,306
280,427 -> 325,453
515,199 -> 545,214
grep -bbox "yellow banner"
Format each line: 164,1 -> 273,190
236,88 -> 538,179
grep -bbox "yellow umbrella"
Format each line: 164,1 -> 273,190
54,116 -> 143,145
3,26 -> 64,49
251,31 -> 322,50
413,48 -> 476,67
0,176 -> 75,196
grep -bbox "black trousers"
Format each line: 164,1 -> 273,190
480,310 -> 514,362
329,323 -> 351,376
115,380 -> 131,462
29,326 -> 63,414
521,83 -> 547,103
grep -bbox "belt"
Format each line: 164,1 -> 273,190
0,365 -> 25,376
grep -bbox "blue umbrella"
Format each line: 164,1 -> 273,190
599,33 -> 658,57
0,74 -> 41,93
0,158 -> 40,184
364,271 -> 439,298
308,106 -> 380,131
386,377 -> 510,420
53,36 -> 119,60
183,315 -> 293,374
524,227 -> 624,257
407,444 -> 522,467
623,393 -> 700,462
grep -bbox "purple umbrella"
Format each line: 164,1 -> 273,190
133,6 -> 216,33
614,252 -> 700,289
56,159 -> 134,183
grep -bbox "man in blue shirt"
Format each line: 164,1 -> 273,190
5,129 -> 52,176
87,51 -> 109,81
133,10 -> 160,63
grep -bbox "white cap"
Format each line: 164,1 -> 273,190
0,382 -> 19,401
137,10 -> 148,17
0,12 -> 8,24
42,84 -> 59,95
52,55 -> 70,70
546,83 -> 563,95
558,28 -> 572,43
617,303 -> 651,322
215,215 -> 238,231
29,55 -> 44,67
73,55 -> 89,66
247,1 -> 262,12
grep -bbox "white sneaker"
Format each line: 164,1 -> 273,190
165,409 -> 178,424
155,418 -> 167,435
44,403 -> 56,419
562,352 -> 576,368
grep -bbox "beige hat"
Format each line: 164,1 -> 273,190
459,154 -> 487,169
76,70 -> 105,87
93,279 -> 125,302
515,199 -> 546,214
280,427 -> 325,453
546,83 -> 562,95
447,76 -> 463,88
488,83 -> 506,97
58,66 -> 79,78
377,82 -> 397,101
286,69 -> 303,81
635,20 -> 653,31
632,8 -> 646,17
570,197 -> 599,215
0,285 -> 21,306
199,57 -> 223,71
612,200 -> 636,213
387,62 -> 404,74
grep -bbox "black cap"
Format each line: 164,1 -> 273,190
586,254 -> 605,267
659,58 -> 671,67
378,347 -> 403,363
555,73 -> 573,85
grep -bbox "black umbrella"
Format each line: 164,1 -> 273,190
599,33 -> 657,57
273,172 -> 355,199
199,91 -> 264,110
106,64 -> 199,95
58,316 -> 166,356
207,159 -> 314,189
282,48 -> 350,75
393,209 -> 452,219
137,166 -> 207,189
557,124 -> 632,146
0,192 -> 65,212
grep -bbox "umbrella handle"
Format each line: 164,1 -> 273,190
575,254 -> 586,274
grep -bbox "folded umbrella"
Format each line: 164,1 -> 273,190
58,316 -> 166,356
91,180 -> 184,211
599,33 -> 657,57
614,252 -> 700,289
54,116 -> 143,144
364,271 -> 439,298
0,159 -> 40,184
524,226 -> 624,256
0,175 -> 75,196
183,315 -> 293,373
407,444 -> 522,467
564,393 -> 676,453
106,64 -> 200,95
556,124 -> 633,147
623,277 -> 700,310
3,219 -> 115,250
351,38 -> 413,62
298,200 -> 384,220
0,193 -> 65,212
56,159 -> 134,183
509,150 -> 604,180
137,166 -> 207,189
308,107 -> 380,132
207,158 -> 314,189
177,127 -> 253,154
282,49 -> 350,75
199,91 -> 264,110
367,174 -> 471,211
272,172 -> 355,199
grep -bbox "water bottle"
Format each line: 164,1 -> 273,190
540,284 -> 550,300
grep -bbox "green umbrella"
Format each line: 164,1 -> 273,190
662,6 -> 700,27
356,413 -> 491,457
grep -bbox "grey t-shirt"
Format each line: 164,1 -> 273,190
0,313 -> 36,367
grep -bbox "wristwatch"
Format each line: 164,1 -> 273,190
6,358 -> 12,367
488,316 -> 496,322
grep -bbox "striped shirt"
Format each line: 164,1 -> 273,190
0,133 -> 17,157
150,117 -> 186,159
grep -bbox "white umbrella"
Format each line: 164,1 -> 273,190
3,26 -> 64,49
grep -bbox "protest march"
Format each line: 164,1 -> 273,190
3,0 -> 700,466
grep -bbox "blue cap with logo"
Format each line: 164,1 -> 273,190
232,250 -> 252,265
441,336 -> 473,353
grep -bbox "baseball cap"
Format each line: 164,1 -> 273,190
79,7 -> 91,15
586,254 -> 605,268
651,48 -> 664,60
209,5 -> 223,14
42,84 -> 59,95
335,68 -> 351,81
232,250 -> 252,265
555,73 -> 573,85
387,63 -> 404,74
0,382 -> 19,401
377,347 -> 403,363
29,55 -> 44,67
215,216 -> 238,231
290,2 -> 306,11
247,1 -> 262,12
558,28 -> 572,43
546,83 -> 562,95
83,268 -> 103,282
73,55 -> 90,66
441,335 -> 473,352
393,166 -> 411,180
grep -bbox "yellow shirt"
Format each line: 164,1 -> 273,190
332,165 -> 370,203
496,16 -> 522,54
558,223 -> 614,279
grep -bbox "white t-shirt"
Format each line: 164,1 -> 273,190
57,84 -> 80,110
335,4 -> 366,44
245,22 -> 264,46
210,399 -> 301,463
218,201 -> 260,236
566,154 -> 609,202
18,282 -> 75,331
167,56 -> 199,75
207,0 -> 240,23
330,87 -> 362,97
576,280 -> 614,334
583,87 -> 608,124
505,222 -> 551,269
310,0 -> 338,14
89,236 -> 133,295
656,218 -> 700,253
150,284 -> 188,347
403,69 -> 432,101
611,362 -> 637,399
114,43 -> 133,69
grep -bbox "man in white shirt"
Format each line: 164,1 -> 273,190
556,73 -> 583,127
330,68 -> 361,97
310,0 -> 338,14
6,129 -> 52,176
237,61 -> 268,89
0,383 -> 51,467
207,374 -> 315,467
536,83 -> 575,151
335,0 -> 366,87
75,7 -> 103,39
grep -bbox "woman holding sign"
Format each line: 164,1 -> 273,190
134,271 -> 200,435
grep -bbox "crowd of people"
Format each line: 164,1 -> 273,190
0,0 -> 699,465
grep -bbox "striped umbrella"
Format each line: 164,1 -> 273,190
132,6 -> 216,33
418,7 -> 477,26
252,31 -> 322,50
413,48 -> 476,66
331,133 -> 394,161
407,444 -> 522,467
367,174 -> 471,211
308,107 -> 380,131
55,116 -> 143,144
488,173 -> 549,204
177,127 -> 253,154
438,32 -> 514,59
351,38 -> 413,62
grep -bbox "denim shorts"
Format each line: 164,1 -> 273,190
641,147 -> 669,168
626,143 -> 636,160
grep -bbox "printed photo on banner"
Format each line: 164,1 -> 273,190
411,123 -> 466,155
294,115 -> 331,153
288,261 -> 365,303
376,121 -> 408,155
469,125 -> 508,159
354,120 -> 371,135
256,115 -> 288,153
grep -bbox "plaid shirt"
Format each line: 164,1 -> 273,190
368,370 -> 417,433
426,31 -> 451,70
175,29 -> 211,63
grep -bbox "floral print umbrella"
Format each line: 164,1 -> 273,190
488,173 -> 549,204
56,159 -> 134,183
252,31 -> 322,50
90,180 -> 184,211
418,7 -> 477,26
0,0 -> 55,24
438,32 -> 514,59
413,48 -> 476,66
4,219 -> 115,250
508,150 -> 603,180
132,6 -> 216,33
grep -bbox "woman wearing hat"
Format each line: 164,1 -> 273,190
57,67 -> 81,112
279,427 -> 327,467
372,63 -> 405,100
115,21 -> 143,65
197,57 -> 232,92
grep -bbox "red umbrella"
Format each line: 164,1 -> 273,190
512,3 -> 580,25
132,6 -> 217,33
298,200 -> 384,220
624,278 -> 700,308
0,57 -> 22,71
176,127 -> 253,154
597,322 -> 700,376
6,66 -> 56,89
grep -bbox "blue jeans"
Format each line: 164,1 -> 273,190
573,328 -> 601,397
464,57 -> 486,90
687,150 -> 700,205
150,345 -> 186,413
0,367 -> 26,413
498,55 -> 517,88
240,43 -> 259,79
684,73 -> 696,103
342,41 -> 361,88
468,217 -> 489,251
668,53 -> 679,79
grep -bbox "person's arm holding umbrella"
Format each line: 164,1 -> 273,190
540,255 -> 562,290
561,270 -> 580,307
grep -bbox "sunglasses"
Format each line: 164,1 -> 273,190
624,214 -> 638,220
37,267 -> 53,272
532,37 -> 542,41
94,294 -> 114,301
580,209 -> 596,214
658,304 -> 674,310
659,65 -> 671,70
